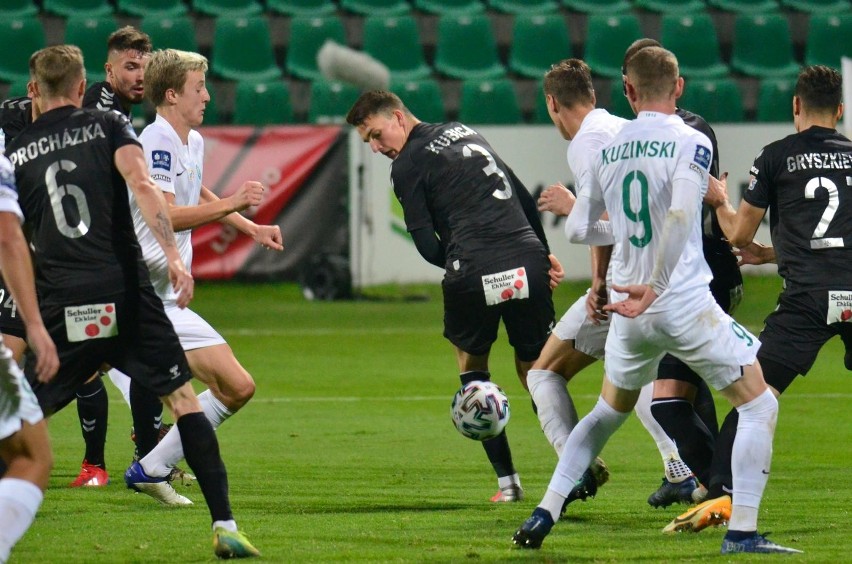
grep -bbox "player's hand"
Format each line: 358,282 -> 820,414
168,258 -> 195,309
604,283 -> 658,318
547,254 -> 564,290
586,277 -> 609,325
704,172 -> 729,208
27,324 -> 58,383
230,181 -> 265,212
734,241 -> 775,265
538,183 -> 576,216
254,224 -> 284,251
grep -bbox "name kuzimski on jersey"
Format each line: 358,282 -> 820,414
787,152 -> 852,172
601,140 -> 675,165
7,123 -> 106,167
425,125 -> 476,154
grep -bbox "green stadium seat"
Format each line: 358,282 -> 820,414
286,16 -> 347,81
392,78 -> 445,122
413,0 -> 484,16
661,13 -> 728,79
781,0 -> 850,13
731,14 -> 800,78
363,15 -> 431,81
341,0 -> 411,16
233,80 -> 294,125
706,0 -> 779,13
583,14 -> 643,79
267,0 -> 336,15
488,0 -> 559,14
64,16 -> 116,84
192,0 -> 262,17
806,14 -> 852,68
141,16 -> 198,52
43,0 -> 113,17
309,80 -> 362,124
561,0 -> 631,14
212,17 -> 281,82
679,78 -> 744,123
756,79 -> 794,122
0,20 -> 45,83
635,0 -> 706,13
509,14 -> 572,79
608,78 -> 634,119
533,83 -> 551,124
0,0 -> 38,18
434,15 -> 505,80
117,0 -> 187,17
458,79 -> 521,124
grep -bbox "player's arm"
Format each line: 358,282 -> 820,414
167,181 -> 264,232
587,244 -> 612,323
410,227 -> 445,268
704,173 -> 767,249
197,186 -> 283,251
115,144 -> 194,308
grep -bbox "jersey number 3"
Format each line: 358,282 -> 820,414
46,160 -> 91,238
462,144 -> 513,200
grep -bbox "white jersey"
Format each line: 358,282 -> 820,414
591,111 -> 713,312
566,108 -> 628,215
0,155 -> 23,223
132,115 -> 204,302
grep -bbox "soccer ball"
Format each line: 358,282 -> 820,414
450,380 -> 510,441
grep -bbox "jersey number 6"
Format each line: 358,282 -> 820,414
46,159 -> 91,238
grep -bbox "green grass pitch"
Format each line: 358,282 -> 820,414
15,275 -> 850,562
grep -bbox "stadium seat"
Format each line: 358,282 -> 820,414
634,0 -> 707,13
488,0 -> 559,14
0,0 -> 37,18
755,79 -> 794,122
64,16 -> 116,84
192,0 -> 262,17
43,0 -> 113,17
706,0 -> 779,13
0,19 -> 45,84
661,13 -> 728,79
233,80 -> 294,125
267,0 -> 336,15
286,16 -> 347,82
731,14 -> 801,78
780,0 -> 851,13
392,78 -> 445,122
141,16 -> 198,52
212,17 -> 281,82
363,15 -> 431,81
679,78 -> 744,123
608,78 -> 634,119
434,15 -> 505,80
117,0 -> 187,17
341,0 -> 411,16
561,0 -> 631,14
308,80 -> 362,124
413,0 -> 484,16
458,79 -> 522,124
805,14 -> 852,68
532,83 -> 551,124
583,14 -> 643,79
509,14 -> 573,79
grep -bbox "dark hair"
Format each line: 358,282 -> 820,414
107,26 -> 152,55
346,90 -> 407,126
543,59 -> 594,109
796,65 -> 841,112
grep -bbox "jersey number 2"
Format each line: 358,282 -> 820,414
46,160 -> 90,238
805,176 -> 843,249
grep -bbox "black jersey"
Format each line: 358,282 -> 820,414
0,96 -> 33,144
5,105 -> 149,306
391,122 -> 547,273
744,125 -> 852,288
83,81 -> 131,117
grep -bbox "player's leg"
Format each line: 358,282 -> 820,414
0,334 -> 26,477
70,372 -> 110,487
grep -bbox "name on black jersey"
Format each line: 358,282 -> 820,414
8,123 -> 106,167
425,125 -> 477,154
601,140 -> 675,165
786,152 -> 852,173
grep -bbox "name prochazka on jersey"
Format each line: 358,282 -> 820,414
7,124 -> 106,167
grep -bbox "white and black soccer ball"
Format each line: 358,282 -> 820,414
450,380 -> 510,441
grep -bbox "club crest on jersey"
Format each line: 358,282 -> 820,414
693,145 -> 711,169
152,150 -> 171,171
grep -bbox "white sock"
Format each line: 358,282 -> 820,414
213,519 -> 238,532
634,382 -> 680,461
527,369 -> 578,455
141,390 -> 234,477
497,473 -> 520,490
106,368 -> 132,408
729,388 -> 778,532
543,396 -> 629,520
0,478 -> 43,563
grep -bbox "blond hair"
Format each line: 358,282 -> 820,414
144,49 -> 208,107
29,44 -> 85,99
625,46 -> 679,104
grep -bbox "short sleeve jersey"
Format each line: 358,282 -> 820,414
592,111 -> 713,312
391,122 -> 545,274
134,114 -> 203,302
0,97 -> 33,151
5,106 -> 145,306
744,125 -> 852,288
83,81 -> 130,117
567,108 -> 628,204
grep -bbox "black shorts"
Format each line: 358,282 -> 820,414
0,285 -> 26,340
442,251 -> 554,363
30,285 -> 192,415
757,286 -> 852,378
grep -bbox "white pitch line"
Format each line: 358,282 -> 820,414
220,327 -> 441,337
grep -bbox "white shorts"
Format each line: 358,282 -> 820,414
164,302 -> 226,352
604,291 -> 760,391
0,345 -> 43,441
552,289 -> 609,360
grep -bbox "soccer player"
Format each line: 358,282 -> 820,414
677,64 -> 852,533
121,48 -> 283,507
346,90 -> 563,502
6,45 -> 259,558
512,46 -> 799,555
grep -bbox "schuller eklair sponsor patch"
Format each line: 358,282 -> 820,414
693,145 -> 711,170
151,150 -> 171,171
482,267 -> 530,306
827,290 -> 852,324
64,303 -> 118,342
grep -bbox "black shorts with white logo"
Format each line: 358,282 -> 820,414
442,250 -> 554,363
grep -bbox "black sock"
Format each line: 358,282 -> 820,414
651,398 -> 714,485
76,375 -> 108,468
459,370 -> 490,386
693,379 -> 719,439
725,529 -> 756,541
708,407 -> 737,499
130,380 -> 165,459
177,412 -> 233,523
458,371 -> 516,478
